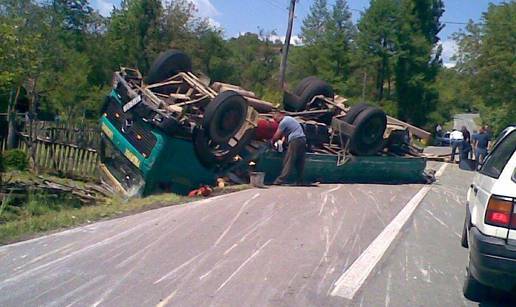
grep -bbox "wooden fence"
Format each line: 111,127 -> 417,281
18,138 -> 99,179
1,121 -> 101,179
22,121 -> 100,150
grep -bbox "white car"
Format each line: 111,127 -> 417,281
461,125 -> 516,300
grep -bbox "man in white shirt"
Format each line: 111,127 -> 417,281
449,129 -> 464,163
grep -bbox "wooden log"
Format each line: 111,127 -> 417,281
243,97 -> 275,113
216,84 -> 258,99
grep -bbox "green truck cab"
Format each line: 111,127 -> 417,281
99,90 -> 217,196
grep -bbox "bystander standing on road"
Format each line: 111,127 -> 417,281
461,126 -> 472,160
449,129 -> 464,163
435,124 -> 443,137
473,126 -> 491,165
271,112 -> 306,185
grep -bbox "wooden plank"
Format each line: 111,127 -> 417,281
72,147 -> 81,173
90,153 -> 99,176
65,146 -> 72,174
82,150 -> 90,176
62,145 -> 69,173
88,151 -> 98,175
58,144 -> 65,172
386,116 -> 431,140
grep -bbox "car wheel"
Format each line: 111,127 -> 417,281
463,264 -> 488,301
461,209 -> 470,248
461,219 -> 469,248
146,50 -> 192,84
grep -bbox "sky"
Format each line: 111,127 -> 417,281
91,0 -> 508,66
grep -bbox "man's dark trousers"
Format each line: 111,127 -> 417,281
276,137 -> 306,184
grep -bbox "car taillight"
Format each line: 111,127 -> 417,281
485,196 -> 514,228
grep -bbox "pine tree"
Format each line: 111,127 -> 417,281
357,0 -> 399,100
300,0 -> 329,45
395,0 -> 444,126
324,0 -> 355,88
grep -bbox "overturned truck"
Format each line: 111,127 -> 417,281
99,50 -> 430,196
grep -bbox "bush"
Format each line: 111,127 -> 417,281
3,149 -> 28,170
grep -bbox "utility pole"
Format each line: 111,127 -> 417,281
279,0 -> 297,90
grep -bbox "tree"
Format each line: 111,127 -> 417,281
394,0 -> 444,127
107,0 -> 163,73
226,32 -> 280,94
300,0 -> 330,45
451,21 -> 482,76
453,3 -> 516,133
357,0 -> 399,100
0,1 -> 44,148
323,0 -> 355,92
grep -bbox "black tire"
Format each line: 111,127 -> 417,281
283,79 -> 334,112
283,91 -> 303,112
299,79 -> 334,110
343,103 -> 370,124
294,76 -> 319,96
146,50 -> 192,84
193,127 -> 255,168
463,264 -> 488,301
349,107 -> 387,156
461,208 -> 470,248
203,91 -> 248,145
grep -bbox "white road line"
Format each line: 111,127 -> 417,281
330,163 -> 448,299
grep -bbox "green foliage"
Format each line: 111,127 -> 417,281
394,0 -> 444,127
300,0 -> 330,45
357,0 -> 399,101
3,149 -> 28,170
290,0 -> 355,95
449,2 -> 516,134
225,32 -> 280,94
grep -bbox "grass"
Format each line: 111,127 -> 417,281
0,171 -> 251,245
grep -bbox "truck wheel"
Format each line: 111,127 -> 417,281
203,91 -> 248,145
463,265 -> 488,301
146,50 -> 192,84
283,79 -> 334,112
294,76 -> 319,96
299,79 -> 334,110
343,103 -> 370,124
283,91 -> 304,112
349,107 -> 387,156
193,127 -> 254,168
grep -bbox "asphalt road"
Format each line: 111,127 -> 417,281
0,163 -> 514,306
454,113 -> 480,133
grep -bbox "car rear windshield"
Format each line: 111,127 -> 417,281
480,130 -> 516,179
